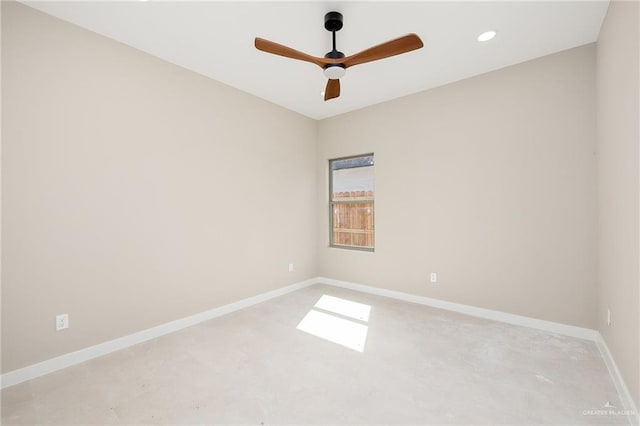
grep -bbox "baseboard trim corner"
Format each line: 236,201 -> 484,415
0,277 -> 316,389
595,332 -> 640,426
315,277 -> 640,424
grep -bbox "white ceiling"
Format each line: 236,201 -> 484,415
23,1 -> 609,120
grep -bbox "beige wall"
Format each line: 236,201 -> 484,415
317,44 -> 597,329
1,2 -> 317,373
0,0 -> 3,378
596,0 -> 640,408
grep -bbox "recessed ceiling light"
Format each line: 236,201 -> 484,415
477,30 -> 496,42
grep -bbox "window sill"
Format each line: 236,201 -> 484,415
329,244 -> 375,253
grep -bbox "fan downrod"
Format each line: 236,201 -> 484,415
324,12 -> 345,59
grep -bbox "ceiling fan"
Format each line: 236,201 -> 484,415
255,12 -> 423,101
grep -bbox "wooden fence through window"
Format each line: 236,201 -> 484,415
332,190 -> 374,248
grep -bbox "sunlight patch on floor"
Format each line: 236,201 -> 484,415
297,295 -> 371,352
314,294 -> 371,321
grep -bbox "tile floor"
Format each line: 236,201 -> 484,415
0,284 -> 630,425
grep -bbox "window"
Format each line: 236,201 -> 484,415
329,154 -> 374,251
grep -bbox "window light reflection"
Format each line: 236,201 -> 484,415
314,294 -> 371,322
296,295 -> 371,352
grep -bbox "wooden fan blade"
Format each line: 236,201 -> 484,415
324,79 -> 340,101
255,37 -> 328,68
342,34 -> 423,68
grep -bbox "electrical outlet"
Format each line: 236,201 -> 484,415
56,314 -> 69,331
430,272 -> 438,283
607,309 -> 611,326
288,263 -> 294,272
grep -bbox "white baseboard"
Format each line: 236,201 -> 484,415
317,276 -> 639,424
595,333 -> 640,426
0,278 -> 316,389
317,276 -> 598,340
3,274 -> 637,426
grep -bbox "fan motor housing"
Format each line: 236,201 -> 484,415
324,50 -> 345,59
